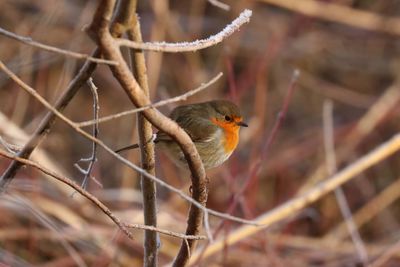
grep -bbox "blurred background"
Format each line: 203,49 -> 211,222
1,0 -> 400,266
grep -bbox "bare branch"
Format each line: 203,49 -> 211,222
116,9 -> 252,52
0,149 -> 133,240
0,48 -> 101,189
0,60 -> 258,226
74,78 -> 101,189
0,27 -> 117,65
188,132 -> 400,264
124,223 -> 206,240
77,72 -> 223,127
127,12 -> 158,267
0,149 -> 207,241
0,0 -> 142,190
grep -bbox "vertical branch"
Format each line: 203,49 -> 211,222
88,1 -> 208,266
74,78 -> 102,189
127,14 -> 158,267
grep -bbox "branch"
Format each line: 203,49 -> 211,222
0,0 -> 142,190
188,132 -> 400,264
77,72 -> 223,127
0,149 -> 133,239
0,60 -> 258,227
0,48 -> 101,190
0,149 -> 207,241
0,27 -> 117,65
128,12 -> 158,267
74,78 -> 101,189
116,9 -> 252,52
259,0 -> 400,36
87,2 -> 210,266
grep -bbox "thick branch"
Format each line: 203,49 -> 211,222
0,59 -> 257,226
88,3 -> 209,265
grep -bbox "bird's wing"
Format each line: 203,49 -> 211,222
155,104 -> 218,143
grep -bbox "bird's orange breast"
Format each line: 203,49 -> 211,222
211,118 -> 240,153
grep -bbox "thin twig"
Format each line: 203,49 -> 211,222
188,132 -> 400,264
0,149 -> 207,241
116,9 -> 252,52
189,69 -> 300,265
124,223 -> 206,240
0,48 -> 101,190
0,27 -> 117,65
0,0 -> 141,190
299,82 -> 400,194
0,60 -> 258,226
74,78 -> 101,189
77,72 -> 223,127
326,177 -> 400,241
322,100 -> 368,266
0,149 -> 133,240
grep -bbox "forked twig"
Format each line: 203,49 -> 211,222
74,78 -> 102,189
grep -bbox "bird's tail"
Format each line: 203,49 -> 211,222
115,134 -> 157,153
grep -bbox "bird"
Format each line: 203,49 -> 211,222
115,100 -> 248,169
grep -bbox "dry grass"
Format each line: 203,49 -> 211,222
1,0 -> 400,266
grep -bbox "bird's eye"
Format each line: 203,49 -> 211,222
224,115 -> 232,122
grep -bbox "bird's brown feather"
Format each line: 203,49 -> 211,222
155,102 -> 219,143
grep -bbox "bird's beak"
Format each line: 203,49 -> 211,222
236,121 -> 248,127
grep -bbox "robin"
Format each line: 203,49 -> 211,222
115,100 -> 248,169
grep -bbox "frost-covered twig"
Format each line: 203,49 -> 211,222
116,9 -> 252,52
